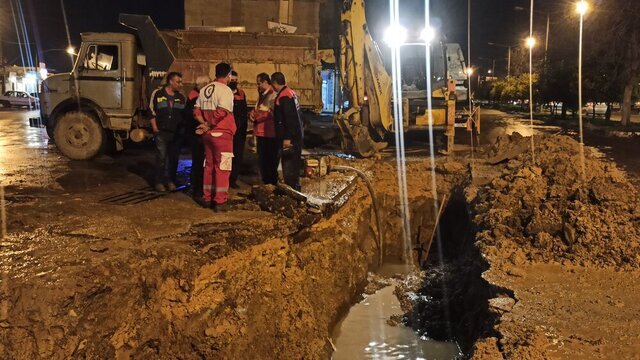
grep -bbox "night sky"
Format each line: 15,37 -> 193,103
3,0 -> 574,76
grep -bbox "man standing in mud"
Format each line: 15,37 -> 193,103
229,71 -> 248,189
185,75 -> 211,202
150,72 -> 186,193
271,72 -> 304,191
194,63 -> 237,212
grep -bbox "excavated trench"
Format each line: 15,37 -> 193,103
400,190 -> 511,357
331,186 -> 505,359
0,159 -> 501,359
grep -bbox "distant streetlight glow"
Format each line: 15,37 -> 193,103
420,26 -> 436,44
465,67 -> 474,76
526,36 -> 537,49
66,46 -> 76,55
383,24 -> 407,47
487,69 -> 493,74
576,1 -> 589,15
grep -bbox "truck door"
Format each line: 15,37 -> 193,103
76,43 -> 122,109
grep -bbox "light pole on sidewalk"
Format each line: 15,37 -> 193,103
515,6 -> 550,64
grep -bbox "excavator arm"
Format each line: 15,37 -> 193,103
335,0 -> 474,157
335,0 -> 390,157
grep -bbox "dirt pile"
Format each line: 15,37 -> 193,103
473,133 -> 640,269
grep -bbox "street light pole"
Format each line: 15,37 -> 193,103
488,42 -> 517,78
515,6 -> 550,68
545,14 -> 550,64
528,0 -> 536,163
508,46 -> 512,77
577,0 -> 589,181
468,0 -> 472,114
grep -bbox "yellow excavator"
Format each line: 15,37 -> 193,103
335,0 -> 477,157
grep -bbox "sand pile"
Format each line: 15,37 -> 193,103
473,133 -> 640,269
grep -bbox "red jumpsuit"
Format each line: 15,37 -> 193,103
194,82 -> 236,205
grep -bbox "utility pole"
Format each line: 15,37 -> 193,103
0,33 -> 5,94
545,13 -> 550,64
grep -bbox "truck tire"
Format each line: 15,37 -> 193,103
53,111 -> 104,160
45,124 -> 55,140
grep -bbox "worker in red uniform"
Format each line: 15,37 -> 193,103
185,75 -> 211,202
229,71 -> 248,188
193,63 -> 236,211
271,72 -> 304,191
250,72 -> 279,185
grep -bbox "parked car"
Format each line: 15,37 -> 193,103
0,91 -> 39,108
582,102 -> 608,116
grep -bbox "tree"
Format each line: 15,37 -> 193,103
539,60 -> 578,119
490,73 -> 539,110
585,0 -> 640,126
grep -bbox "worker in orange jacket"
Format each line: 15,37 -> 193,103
193,63 -> 237,211
250,72 -> 279,185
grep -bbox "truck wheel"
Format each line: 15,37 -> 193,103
53,111 -> 104,160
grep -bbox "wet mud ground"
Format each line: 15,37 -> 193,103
1,108 -> 640,359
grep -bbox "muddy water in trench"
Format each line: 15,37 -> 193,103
331,264 -> 463,360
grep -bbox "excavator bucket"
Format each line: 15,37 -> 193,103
335,112 -> 387,157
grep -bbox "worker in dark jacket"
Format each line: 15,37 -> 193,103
149,72 -> 186,192
185,75 -> 211,201
229,71 -> 248,188
271,72 -> 304,191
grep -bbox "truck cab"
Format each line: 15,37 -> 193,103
39,33 -> 142,160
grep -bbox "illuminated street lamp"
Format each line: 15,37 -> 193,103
383,25 -> 407,47
465,67 -> 474,76
525,36 -> 537,49
420,26 -> 436,44
66,46 -> 76,55
576,1 -> 589,15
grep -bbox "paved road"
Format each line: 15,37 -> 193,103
1,107 -> 637,209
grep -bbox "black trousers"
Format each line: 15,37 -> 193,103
154,130 -> 183,185
281,140 -> 302,191
230,131 -> 247,185
190,136 -> 205,198
257,136 -> 281,186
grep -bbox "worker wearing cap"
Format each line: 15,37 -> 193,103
229,71 -> 248,188
271,72 -> 304,191
194,63 -> 236,211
